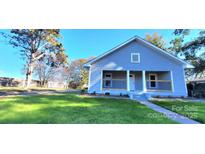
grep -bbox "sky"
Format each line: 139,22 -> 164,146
0,29 -> 199,79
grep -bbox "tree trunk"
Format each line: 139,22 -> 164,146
42,80 -> 46,87
25,61 -> 34,88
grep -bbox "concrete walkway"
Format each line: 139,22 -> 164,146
152,97 -> 205,103
138,99 -> 200,124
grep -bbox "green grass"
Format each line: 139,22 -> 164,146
0,87 -> 66,92
0,94 -> 177,124
151,99 -> 205,123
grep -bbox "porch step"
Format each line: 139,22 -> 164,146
129,93 -> 148,101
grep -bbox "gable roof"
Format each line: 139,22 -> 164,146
84,36 -> 194,68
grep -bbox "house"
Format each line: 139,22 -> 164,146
84,36 -> 193,98
187,78 -> 205,97
0,77 -> 41,87
0,77 -> 23,87
0,77 -> 66,89
47,81 -> 66,88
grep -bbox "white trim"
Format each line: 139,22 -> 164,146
104,73 -> 112,79
137,37 -> 193,68
88,66 -> 91,91
149,73 -> 158,88
129,74 -> 135,78
131,53 -> 140,63
103,80 -> 112,88
127,70 -> 130,91
84,36 -> 193,68
182,68 -> 188,95
100,70 -> 103,91
170,70 -> 174,92
84,37 -> 136,66
142,70 -> 146,92
103,72 -> 112,88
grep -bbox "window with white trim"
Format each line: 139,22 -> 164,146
104,73 -> 112,88
131,53 -> 140,63
105,73 -> 112,79
149,74 -> 158,88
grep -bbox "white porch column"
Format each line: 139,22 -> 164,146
127,70 -> 130,91
170,70 -> 174,92
142,70 -> 146,92
100,70 -> 103,91
88,66 -> 91,91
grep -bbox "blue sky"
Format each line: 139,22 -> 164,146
0,29 -> 199,79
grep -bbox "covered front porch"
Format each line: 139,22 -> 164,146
101,70 -> 174,94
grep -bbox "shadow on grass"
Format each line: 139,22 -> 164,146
0,94 -> 177,124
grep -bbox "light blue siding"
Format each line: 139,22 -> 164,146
88,40 -> 187,97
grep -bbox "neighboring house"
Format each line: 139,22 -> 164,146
47,81 -> 66,88
84,36 -> 193,97
0,77 -> 41,87
0,77 -> 66,88
187,78 -> 205,97
0,77 -> 23,87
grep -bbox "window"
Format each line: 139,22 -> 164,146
131,53 -> 140,63
104,73 -> 112,88
105,80 -> 111,87
105,74 -> 112,78
104,73 -> 112,79
149,74 -> 157,88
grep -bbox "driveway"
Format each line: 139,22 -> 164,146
0,89 -> 81,98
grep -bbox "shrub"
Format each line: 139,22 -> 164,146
168,95 -> 172,98
80,89 -> 87,95
68,81 -> 80,89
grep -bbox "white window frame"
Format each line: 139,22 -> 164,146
104,73 -> 112,79
149,73 -> 158,88
131,53 -> 140,63
129,74 -> 135,78
104,73 -> 112,88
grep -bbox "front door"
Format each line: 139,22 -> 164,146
129,74 -> 135,91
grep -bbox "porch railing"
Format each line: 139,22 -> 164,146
102,79 -> 173,92
146,80 -> 172,91
102,79 -> 126,90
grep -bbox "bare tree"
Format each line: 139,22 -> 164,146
1,29 -> 64,88
34,51 -> 68,87
66,57 -> 94,89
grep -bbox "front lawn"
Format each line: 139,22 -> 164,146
0,87 -> 66,92
151,99 -> 205,123
0,94 -> 176,124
